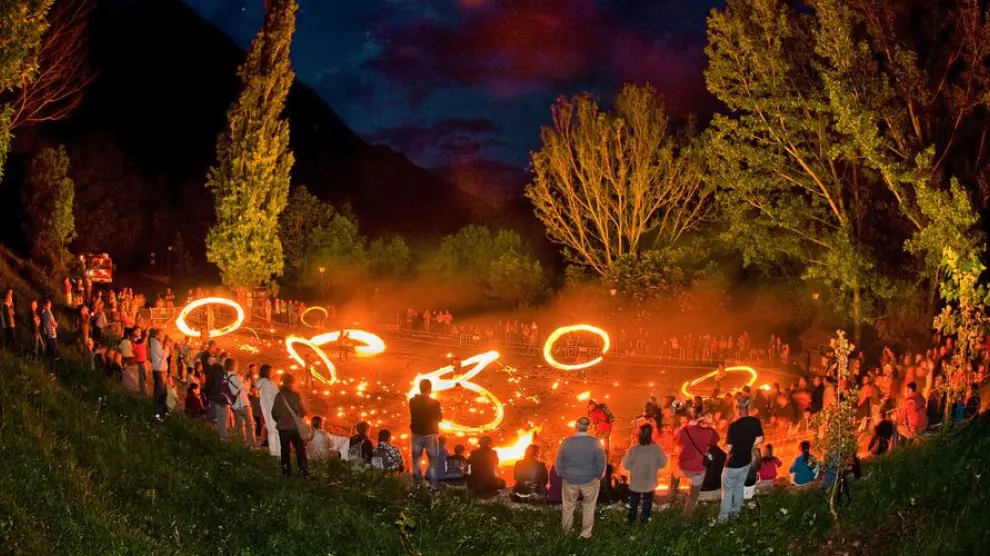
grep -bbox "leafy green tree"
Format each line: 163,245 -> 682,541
526,83 -> 712,276
305,209 -> 366,286
24,145 -> 75,270
368,236 -> 411,278
205,0 -> 297,289
279,185 -> 333,277
435,224 -> 496,278
487,250 -> 546,307
0,0 -> 53,182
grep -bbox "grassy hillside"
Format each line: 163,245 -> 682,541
0,253 -> 988,555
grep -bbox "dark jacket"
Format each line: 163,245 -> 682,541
513,458 -> 549,494
270,389 -> 306,431
349,433 -> 374,464
409,394 -> 443,435
204,364 -> 225,404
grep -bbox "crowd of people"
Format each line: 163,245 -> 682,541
5,279 -> 986,542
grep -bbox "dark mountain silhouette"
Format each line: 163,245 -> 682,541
49,0 -> 482,244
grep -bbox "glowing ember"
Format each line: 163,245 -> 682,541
300,306 -> 328,328
236,343 -> 260,354
542,324 -> 610,371
407,350 -> 505,434
175,297 -> 245,339
494,428 -> 540,466
680,366 -> 759,398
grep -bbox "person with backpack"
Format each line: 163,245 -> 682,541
270,374 -> 309,477
372,429 -> 404,472
587,399 -> 614,455
204,354 -> 228,441
348,421 -> 374,465
224,359 -> 255,447
675,407 -> 719,517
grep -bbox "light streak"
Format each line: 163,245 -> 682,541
175,297 -> 244,339
300,306 -> 328,328
285,335 -> 337,385
310,329 -> 386,357
576,391 -> 591,401
680,366 -> 759,398
542,324 -> 610,371
283,329 -> 387,386
407,350 -> 505,434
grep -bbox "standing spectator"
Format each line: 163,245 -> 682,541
964,383 -> 982,419
622,424 -> 668,524
372,429 -> 404,472
40,299 -> 58,361
587,399 -> 614,455
257,364 -> 280,456
204,354 -> 228,441
555,417 -> 607,539
78,304 -> 91,348
409,378 -> 443,489
63,278 -> 72,307
719,397 -> 763,522
270,374 -> 309,476
29,300 -> 43,357
227,360 -> 255,447
149,329 -> 168,420
132,328 -> 148,396
1,288 -> 15,350
676,408 -> 719,517
92,306 -> 107,344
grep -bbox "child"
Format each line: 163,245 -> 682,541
443,443 -> 467,483
165,375 -> 179,414
758,444 -> 782,482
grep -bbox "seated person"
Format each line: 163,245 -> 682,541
372,429 -> 404,472
790,440 -> 820,486
511,445 -> 549,502
183,384 -> 206,419
442,443 -> 468,483
165,375 -> 179,413
348,421 -> 374,465
869,411 -> 895,456
758,444 -> 782,483
466,437 -> 505,494
307,416 -> 340,461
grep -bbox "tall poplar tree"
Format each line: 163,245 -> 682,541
205,0 -> 297,289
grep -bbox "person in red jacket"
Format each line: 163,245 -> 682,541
899,381 -> 928,439
587,400 -> 613,454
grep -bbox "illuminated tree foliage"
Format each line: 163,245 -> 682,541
434,226 -> 545,307
933,247 -> 990,426
24,145 -> 75,271
705,0 -> 988,337
526,84 -> 712,276
0,0 -> 53,182
368,236 -> 411,278
278,185 -> 333,278
205,0 -> 297,289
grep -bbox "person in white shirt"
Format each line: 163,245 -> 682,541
148,329 -> 168,420
225,359 -> 255,447
256,364 -> 280,456
306,416 -> 340,461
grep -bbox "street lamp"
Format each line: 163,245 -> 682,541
318,267 -> 326,297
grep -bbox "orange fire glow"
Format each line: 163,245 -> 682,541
680,366 -> 759,398
407,350 -> 505,434
299,306 -> 328,328
494,428 -> 540,466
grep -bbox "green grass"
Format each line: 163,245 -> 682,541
0,348 -> 988,556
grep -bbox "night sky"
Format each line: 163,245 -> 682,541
183,0 -> 722,189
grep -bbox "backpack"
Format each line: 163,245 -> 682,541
598,403 -> 616,424
349,436 -> 370,464
220,372 -> 239,406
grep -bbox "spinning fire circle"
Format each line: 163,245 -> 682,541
175,297 -> 245,339
680,365 -> 759,398
408,350 -> 505,435
299,306 -> 328,328
542,324 -> 611,371
284,329 -> 386,386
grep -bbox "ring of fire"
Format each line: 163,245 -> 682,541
300,306 -> 328,328
680,366 -> 759,398
284,329 -> 386,386
407,350 -> 505,434
542,325 -> 611,371
175,297 -> 245,339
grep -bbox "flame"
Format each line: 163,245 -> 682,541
284,329 -> 387,386
680,366 -> 759,398
495,428 -> 541,466
175,297 -> 244,339
309,329 -> 386,357
576,391 -> 591,401
542,324 -> 610,371
285,335 -> 337,385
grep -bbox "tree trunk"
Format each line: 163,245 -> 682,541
852,287 -> 862,345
